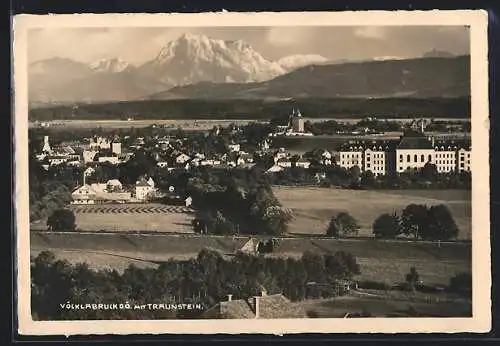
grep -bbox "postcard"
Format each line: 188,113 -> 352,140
13,10 -> 490,335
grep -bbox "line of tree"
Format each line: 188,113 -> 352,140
372,203 -> 460,240
29,97 -> 471,121
264,164 -> 471,190
31,249 -> 361,320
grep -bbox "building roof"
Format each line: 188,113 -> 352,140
397,135 -> 434,150
266,165 -> 284,173
204,294 -> 308,319
95,192 -> 131,201
106,179 -> 122,186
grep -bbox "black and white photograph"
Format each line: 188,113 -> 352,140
13,11 -> 490,335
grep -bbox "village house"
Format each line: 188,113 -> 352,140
276,158 -> 293,168
295,157 -> 311,169
134,177 -> 156,201
175,153 -> 191,164
202,289 -> 308,319
83,150 -> 98,163
266,164 -> 284,173
71,184 -> 132,204
98,156 -> 120,165
106,179 -> 123,192
227,143 -> 241,152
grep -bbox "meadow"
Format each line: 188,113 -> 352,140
273,187 -> 472,240
31,203 -> 195,233
30,232 -> 471,286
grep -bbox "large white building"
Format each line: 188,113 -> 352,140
338,142 -> 389,176
395,135 -> 435,173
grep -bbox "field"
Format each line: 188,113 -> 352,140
31,203 -> 196,233
29,119 -> 262,131
273,187 -> 472,240
297,293 -> 471,318
30,232 -> 471,286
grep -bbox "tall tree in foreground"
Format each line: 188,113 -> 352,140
326,212 -> 360,238
372,213 -> 401,239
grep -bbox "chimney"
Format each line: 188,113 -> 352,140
253,296 -> 260,319
227,294 -> 233,302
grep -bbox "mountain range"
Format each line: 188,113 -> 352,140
28,33 -> 469,104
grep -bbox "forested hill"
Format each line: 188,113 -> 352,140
28,97 -> 471,121
150,56 -> 470,100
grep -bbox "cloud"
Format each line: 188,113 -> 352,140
265,27 -> 318,47
353,26 -> 388,40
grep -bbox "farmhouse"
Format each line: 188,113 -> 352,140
295,157 -> 311,169
71,184 -> 132,204
202,290 -> 308,319
176,153 -> 191,164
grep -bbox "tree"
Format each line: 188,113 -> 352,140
400,204 -> 429,239
422,162 -> 439,181
326,212 -> 360,238
46,209 -> 76,231
360,170 -> 376,188
372,213 -> 401,239
448,272 -> 472,297
423,204 -> 460,241
405,267 -> 421,292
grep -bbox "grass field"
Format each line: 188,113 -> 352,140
298,294 -> 471,318
31,203 -> 196,233
30,232 -> 471,286
273,187 -> 472,240
29,119 -> 260,131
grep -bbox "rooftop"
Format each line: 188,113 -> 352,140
397,135 -> 434,150
203,294 -> 308,319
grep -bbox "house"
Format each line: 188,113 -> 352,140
157,161 -> 169,168
202,290 -> 308,319
90,183 -> 107,193
295,158 -> 311,169
98,156 -> 120,165
135,180 -> 155,201
176,153 -> 191,164
266,165 -> 284,173
185,196 -> 193,208
276,158 -> 293,168
147,177 -> 155,189
71,185 -> 97,204
47,155 -> 68,166
106,179 -> 123,192
83,150 -> 97,163
228,143 -> 241,152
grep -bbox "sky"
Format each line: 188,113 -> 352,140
28,26 -> 470,65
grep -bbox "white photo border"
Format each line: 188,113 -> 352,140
13,10 -> 491,335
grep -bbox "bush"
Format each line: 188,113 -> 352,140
46,209 -> 76,231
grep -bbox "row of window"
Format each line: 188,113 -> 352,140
399,154 -> 432,163
436,153 -> 454,159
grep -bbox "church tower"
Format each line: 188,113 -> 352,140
42,136 -> 52,154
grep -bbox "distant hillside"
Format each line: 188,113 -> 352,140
150,56 -> 470,100
28,97 -> 471,122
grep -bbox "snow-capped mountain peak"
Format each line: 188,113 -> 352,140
140,33 -> 286,85
90,57 -> 132,73
278,54 -> 329,71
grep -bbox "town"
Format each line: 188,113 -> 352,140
32,108 -> 471,209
